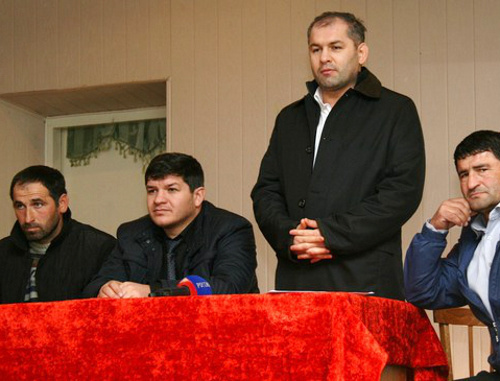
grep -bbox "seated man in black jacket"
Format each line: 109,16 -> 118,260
84,152 -> 258,298
0,165 -> 116,303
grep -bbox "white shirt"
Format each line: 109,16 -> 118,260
312,88 -> 332,167
467,204 -> 500,318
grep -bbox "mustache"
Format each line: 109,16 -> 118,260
320,64 -> 336,70
467,188 -> 487,197
22,223 -> 40,229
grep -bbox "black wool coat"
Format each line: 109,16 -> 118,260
251,68 -> 425,300
0,211 -> 116,303
83,201 -> 259,296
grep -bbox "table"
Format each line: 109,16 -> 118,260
0,292 -> 448,380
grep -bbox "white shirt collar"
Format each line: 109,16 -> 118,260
471,202 -> 500,237
313,88 -> 332,111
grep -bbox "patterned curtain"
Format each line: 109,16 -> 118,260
66,119 -> 166,168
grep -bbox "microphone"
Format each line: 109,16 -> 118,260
149,275 -> 212,297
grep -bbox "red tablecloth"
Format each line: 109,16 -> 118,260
0,292 -> 447,380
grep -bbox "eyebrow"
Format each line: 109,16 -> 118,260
147,182 -> 180,188
458,163 -> 490,176
309,39 -> 344,47
13,197 -> 45,205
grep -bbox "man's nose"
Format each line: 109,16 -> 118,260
320,48 -> 330,63
25,208 -> 35,223
154,190 -> 168,204
467,172 -> 480,189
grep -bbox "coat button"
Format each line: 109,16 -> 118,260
305,146 -> 313,154
298,199 -> 306,208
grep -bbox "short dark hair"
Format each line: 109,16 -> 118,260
10,165 -> 67,204
307,11 -> 366,46
454,130 -> 500,167
145,152 -> 204,192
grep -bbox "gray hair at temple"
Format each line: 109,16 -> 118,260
307,11 -> 367,46
145,152 -> 204,192
9,165 -> 67,205
453,130 -> 500,168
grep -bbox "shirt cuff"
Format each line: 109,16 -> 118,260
425,219 -> 448,234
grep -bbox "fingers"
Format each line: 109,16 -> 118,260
430,198 -> 472,230
290,219 -> 333,261
297,253 -> 333,260
301,218 -> 319,229
97,281 -> 150,299
291,241 -> 330,253
119,282 -> 151,299
291,239 -> 332,264
294,218 -> 319,231
297,251 -> 333,264
295,219 -> 307,230
98,281 -> 123,298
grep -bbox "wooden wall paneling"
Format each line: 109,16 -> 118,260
217,0 -> 243,214
102,0 -> 127,83
193,0 -> 218,202
148,0 -> 170,79
314,0 -> 340,14
290,0 -> 315,100
446,0 -> 475,248
392,0 -> 421,110
13,0 -> 37,92
0,102 -> 44,236
474,0 -> 500,130
0,0 -> 14,93
35,0 -> 58,90
392,0 -> 424,251
340,0 -> 366,18
170,0 -> 195,154
264,0 -> 293,291
419,1 -> 448,220
125,0 -> 150,81
365,0 -> 394,88
58,0 -> 81,88
242,0 -> 269,291
266,0 -> 292,136
80,0 -> 103,86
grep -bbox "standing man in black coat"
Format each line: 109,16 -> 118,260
84,152 -> 258,298
251,11 -> 425,300
0,165 -> 116,303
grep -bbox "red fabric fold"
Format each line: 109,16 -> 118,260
0,293 -> 447,380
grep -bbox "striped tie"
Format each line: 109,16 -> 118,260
166,239 -> 181,281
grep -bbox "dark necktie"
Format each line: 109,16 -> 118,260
166,238 -> 181,281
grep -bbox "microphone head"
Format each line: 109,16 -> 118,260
178,275 -> 212,296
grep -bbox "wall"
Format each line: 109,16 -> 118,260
0,101 -> 44,234
1,0 -> 500,376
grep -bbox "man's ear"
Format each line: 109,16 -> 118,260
193,187 -> 206,208
357,42 -> 369,66
57,194 -> 69,214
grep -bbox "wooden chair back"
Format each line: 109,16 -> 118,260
433,307 -> 487,381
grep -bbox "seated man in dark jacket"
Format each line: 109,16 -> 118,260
0,165 -> 116,303
84,152 -> 258,298
405,130 -> 500,380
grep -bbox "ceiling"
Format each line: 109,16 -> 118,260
0,80 -> 166,117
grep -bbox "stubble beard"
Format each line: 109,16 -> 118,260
22,215 -> 61,243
